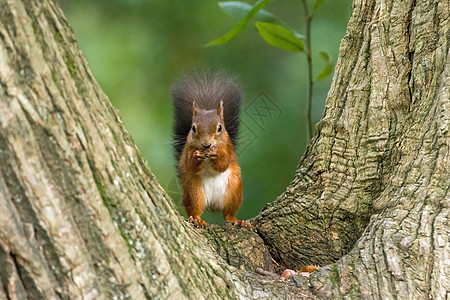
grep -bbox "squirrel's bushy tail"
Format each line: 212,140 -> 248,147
171,69 -> 242,162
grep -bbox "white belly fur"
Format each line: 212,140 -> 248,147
200,162 -> 230,211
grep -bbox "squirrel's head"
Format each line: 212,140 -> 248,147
190,101 -> 225,149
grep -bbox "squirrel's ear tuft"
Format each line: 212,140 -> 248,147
193,101 -> 201,117
217,101 -> 224,119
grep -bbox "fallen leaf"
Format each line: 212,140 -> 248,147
299,264 -> 319,273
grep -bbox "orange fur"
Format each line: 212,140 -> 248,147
222,141 -> 242,222
180,144 -> 205,218
178,104 -> 253,230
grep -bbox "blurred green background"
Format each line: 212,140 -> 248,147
58,0 -> 352,223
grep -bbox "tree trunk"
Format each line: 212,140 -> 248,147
254,0 -> 449,298
0,0 -> 448,300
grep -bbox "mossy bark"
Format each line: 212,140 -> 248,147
0,0 -> 448,299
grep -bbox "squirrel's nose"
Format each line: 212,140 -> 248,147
202,144 -> 211,149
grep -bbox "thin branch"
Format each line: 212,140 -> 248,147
302,0 -> 313,140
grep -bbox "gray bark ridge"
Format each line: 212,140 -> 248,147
254,0 -> 450,298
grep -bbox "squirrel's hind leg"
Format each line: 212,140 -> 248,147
222,176 -> 256,231
182,187 -> 208,229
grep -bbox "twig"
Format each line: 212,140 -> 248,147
271,257 -> 280,267
302,0 -> 314,140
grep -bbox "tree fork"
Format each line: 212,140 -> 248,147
0,0 -> 448,299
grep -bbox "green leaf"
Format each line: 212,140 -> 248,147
313,0 -> 325,11
206,0 -> 274,47
319,51 -> 330,61
255,22 -> 305,52
217,1 -> 305,40
218,1 -> 278,23
316,51 -> 333,81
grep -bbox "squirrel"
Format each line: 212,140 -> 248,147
171,70 -> 254,231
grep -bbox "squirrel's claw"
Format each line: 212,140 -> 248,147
188,216 -> 208,229
205,147 -> 218,159
193,150 -> 207,161
231,220 -> 256,232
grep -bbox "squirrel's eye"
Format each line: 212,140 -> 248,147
192,124 -> 197,133
217,124 -> 222,133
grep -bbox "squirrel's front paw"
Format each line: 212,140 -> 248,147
188,216 -> 208,229
193,150 -> 207,161
205,147 -> 218,159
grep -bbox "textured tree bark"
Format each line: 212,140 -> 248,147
0,0 -> 448,300
253,0 -> 449,298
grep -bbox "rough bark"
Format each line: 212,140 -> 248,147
254,0 -> 449,298
0,0 -> 448,299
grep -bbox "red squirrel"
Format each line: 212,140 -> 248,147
171,70 -> 254,230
